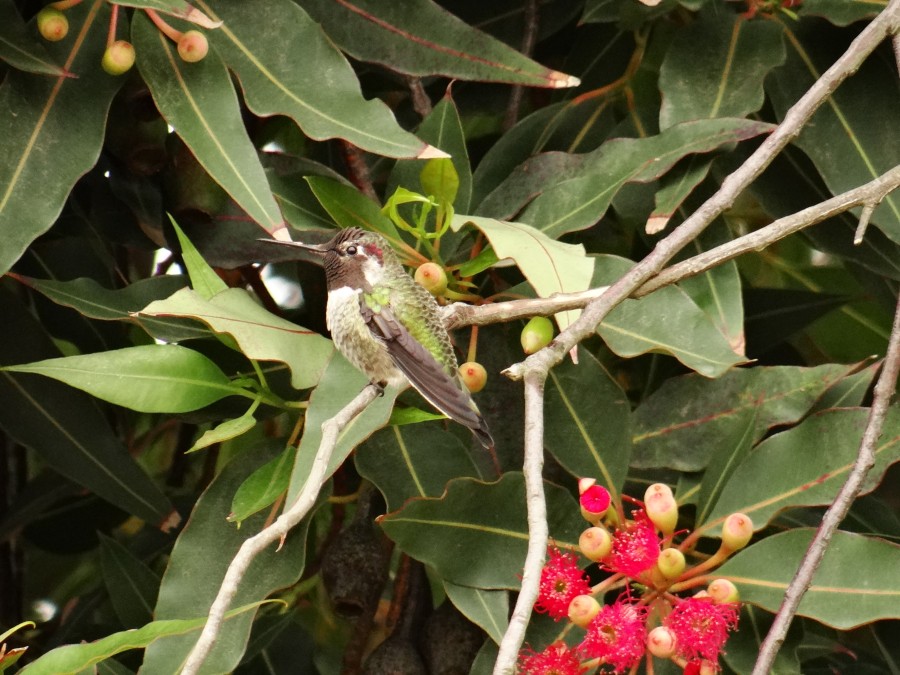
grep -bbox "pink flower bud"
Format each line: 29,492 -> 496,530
567,594 -> 601,628
579,484 -> 611,524
644,483 -> 678,534
708,578 -> 740,604
722,513 -> 754,551
579,526 -> 612,562
647,626 -> 677,658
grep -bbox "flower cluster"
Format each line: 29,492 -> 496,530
521,481 -> 752,674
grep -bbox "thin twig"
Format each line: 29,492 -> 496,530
490,4 -> 900,670
752,292 -> 900,674
493,371 -> 548,674
503,0 -> 540,131
180,385 -> 381,675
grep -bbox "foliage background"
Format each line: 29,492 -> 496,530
0,0 -> 898,673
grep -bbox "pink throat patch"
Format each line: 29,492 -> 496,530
363,242 -> 383,260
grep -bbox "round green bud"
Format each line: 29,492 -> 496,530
722,513 -> 754,552
578,526 -> 612,562
101,40 -> 136,75
37,7 -> 68,42
520,316 -> 554,354
458,362 -> 487,393
414,262 -> 448,296
567,594 -> 600,628
708,578 -> 740,604
177,30 -> 209,62
644,483 -> 678,535
656,547 -> 686,579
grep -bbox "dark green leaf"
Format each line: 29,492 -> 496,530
718,529 -> 900,629
443,581 -> 508,645
229,441 -> 294,524
0,0 -> 121,275
0,0 -> 67,75
379,473 -> 584,589
743,287 -> 849,356
141,446 -> 308,673
297,0 -> 579,88
98,533 -> 161,629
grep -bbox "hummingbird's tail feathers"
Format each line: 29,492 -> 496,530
363,306 -> 494,448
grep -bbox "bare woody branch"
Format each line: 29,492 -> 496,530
180,385 -> 381,675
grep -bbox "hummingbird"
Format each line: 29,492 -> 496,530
261,227 -> 494,449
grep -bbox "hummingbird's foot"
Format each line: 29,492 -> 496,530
371,382 -> 386,397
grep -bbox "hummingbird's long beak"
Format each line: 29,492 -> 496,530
257,238 -> 328,254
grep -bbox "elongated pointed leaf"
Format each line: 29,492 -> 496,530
659,12 -> 785,128
718,529 -> 900,629
0,290 -> 171,523
545,347 -> 632,501
705,407 -> 900,530
132,12 -> 283,232
141,287 -> 334,390
478,118 -> 773,238
767,20 -> 900,241
379,473 -> 584,589
19,602 -> 273,675
194,0 -> 433,159
170,217 -> 228,300
443,581 -> 508,645
287,354 -> 398,504
798,0 -> 883,26
298,0 -> 579,88
0,0 -> 121,275
98,534 -> 161,629
452,215 -> 594,330
355,422 -> 480,511
307,177 -> 400,242
142,446 -> 308,674
0,0 -> 67,75
228,440 -> 293,523
632,364 -> 854,471
595,256 -> 745,377
3,344 -> 242,413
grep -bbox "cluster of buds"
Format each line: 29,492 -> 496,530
521,479 -> 753,674
36,1 -> 210,75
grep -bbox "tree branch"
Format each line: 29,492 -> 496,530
489,2 -> 900,670
180,385 -> 381,675
752,290 -> 900,674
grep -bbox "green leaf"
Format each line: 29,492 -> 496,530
98,533 -> 161,629
478,118 -> 774,238
0,289 -> 172,522
798,0 -> 883,26
142,446 -> 309,673
544,347 -> 632,501
19,602 -> 273,675
9,274 -> 208,342
766,20 -> 900,242
110,0 -> 220,28
297,0 -> 579,88
452,215 -> 594,330
647,157 -> 714,232
140,287 -> 334,390
379,472 -> 584,589
306,177 -> 400,242
195,0 -> 433,159
632,364 -> 855,471
188,410 -> 257,453
659,11 -> 786,128
132,12 -> 283,233
286,354 -> 398,504
388,94 -> 472,212
170,217 -> 227,300
695,406 -> 757,526
718,529 -> 900,629
744,287 -> 848,355
3,344 -> 242,413
355,422 -> 480,511
443,581 -> 509,645
705,407 -> 900,531
229,441 -> 294,524
0,0 -> 67,76
595,256 -> 745,377
0,0 -> 122,275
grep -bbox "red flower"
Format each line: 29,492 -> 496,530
579,484 -> 611,517
665,596 -> 739,667
519,642 -> 585,675
535,547 -> 591,620
579,598 -> 648,673
603,510 -> 660,578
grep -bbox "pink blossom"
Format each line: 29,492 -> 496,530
579,598 -> 648,673
519,642 -> 585,675
579,484 -> 611,516
535,547 -> 592,620
603,510 -> 660,578
665,596 -> 740,667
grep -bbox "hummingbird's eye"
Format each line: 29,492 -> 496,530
346,245 -> 358,256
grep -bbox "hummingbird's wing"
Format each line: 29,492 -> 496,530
362,306 -> 494,449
